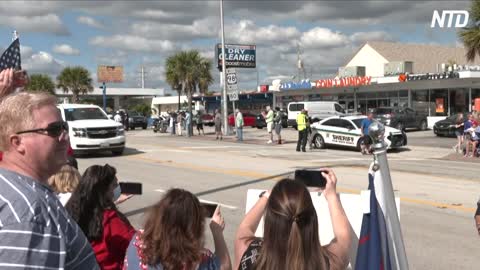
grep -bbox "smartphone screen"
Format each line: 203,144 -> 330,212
294,169 -> 327,188
201,202 -> 218,218
119,182 -> 142,195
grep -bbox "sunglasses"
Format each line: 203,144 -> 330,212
16,121 -> 69,138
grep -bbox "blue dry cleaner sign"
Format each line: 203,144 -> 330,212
216,44 -> 256,69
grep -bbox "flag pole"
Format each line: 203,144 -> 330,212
220,0 -> 229,136
368,122 -> 409,270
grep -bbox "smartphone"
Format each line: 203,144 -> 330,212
13,70 -> 28,88
294,169 -> 327,188
201,202 -> 218,218
119,182 -> 142,195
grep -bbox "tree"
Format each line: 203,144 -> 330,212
458,0 -> 480,61
57,66 -> 93,103
164,50 -> 214,137
24,74 -> 55,95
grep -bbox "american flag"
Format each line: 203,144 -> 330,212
0,38 -> 21,71
355,165 -> 409,270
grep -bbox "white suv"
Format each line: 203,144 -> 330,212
58,104 -> 126,155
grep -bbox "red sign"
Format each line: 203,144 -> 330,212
315,76 -> 371,88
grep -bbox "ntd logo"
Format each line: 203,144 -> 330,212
431,10 -> 469,28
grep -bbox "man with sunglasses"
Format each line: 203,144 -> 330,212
0,92 -> 99,269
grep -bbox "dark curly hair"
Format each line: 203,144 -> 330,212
140,188 -> 205,270
65,164 -> 130,240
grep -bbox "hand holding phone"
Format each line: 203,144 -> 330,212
201,202 -> 218,218
119,182 -> 142,195
294,169 -> 327,188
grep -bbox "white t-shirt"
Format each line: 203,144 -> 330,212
114,114 -> 122,123
57,192 -> 72,206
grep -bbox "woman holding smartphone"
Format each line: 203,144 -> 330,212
123,188 -> 232,270
234,168 -> 351,270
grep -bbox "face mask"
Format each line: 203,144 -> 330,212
113,185 -> 122,201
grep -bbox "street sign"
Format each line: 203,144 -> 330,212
228,91 -> 239,101
226,68 -> 238,91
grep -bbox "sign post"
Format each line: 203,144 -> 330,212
102,82 -> 106,111
97,65 -> 124,112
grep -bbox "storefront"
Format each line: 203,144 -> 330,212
273,72 -> 480,127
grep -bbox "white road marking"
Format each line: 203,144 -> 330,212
154,189 -> 238,209
163,149 -> 192,153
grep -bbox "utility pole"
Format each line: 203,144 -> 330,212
296,43 -> 306,81
138,65 -> 148,89
220,0 -> 229,135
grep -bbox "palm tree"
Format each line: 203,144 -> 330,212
165,56 -> 184,110
198,59 -> 214,94
164,50 -> 214,137
57,66 -> 93,103
458,0 -> 480,61
24,74 -> 56,95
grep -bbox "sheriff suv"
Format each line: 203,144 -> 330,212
58,104 -> 126,156
310,115 -> 407,152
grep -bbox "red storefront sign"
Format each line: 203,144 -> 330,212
315,76 -> 372,88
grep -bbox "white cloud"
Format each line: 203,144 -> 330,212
23,51 -> 65,77
300,27 -> 349,49
130,16 -> 219,40
89,35 -> 175,53
20,45 -> 33,59
228,20 -> 300,45
77,16 -> 104,29
53,44 -> 80,55
0,14 -> 69,35
350,31 -> 394,45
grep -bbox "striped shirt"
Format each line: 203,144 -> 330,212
0,168 -> 100,269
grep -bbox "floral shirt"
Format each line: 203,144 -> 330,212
123,231 -> 220,270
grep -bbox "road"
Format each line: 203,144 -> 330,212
76,127 -> 479,269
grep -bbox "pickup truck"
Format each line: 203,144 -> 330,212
374,106 -> 428,131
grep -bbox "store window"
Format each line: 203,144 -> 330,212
429,89 -> 448,116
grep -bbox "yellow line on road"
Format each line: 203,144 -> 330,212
127,155 -> 475,213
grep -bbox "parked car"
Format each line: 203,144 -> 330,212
374,106 -> 428,131
58,104 -> 126,156
433,113 -> 466,137
201,113 -> 215,126
310,115 -> 407,152
128,111 -> 148,130
228,112 -> 266,129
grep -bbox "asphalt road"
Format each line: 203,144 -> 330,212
76,128 -> 479,270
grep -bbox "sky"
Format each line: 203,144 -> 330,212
0,0 -> 472,94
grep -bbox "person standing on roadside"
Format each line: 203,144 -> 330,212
296,109 -> 308,152
177,111 -> 183,136
274,107 -> 284,144
215,109 -> 223,140
235,109 -> 244,142
474,197 -> 480,236
452,113 -> 464,153
360,111 -> 374,155
263,106 -> 274,144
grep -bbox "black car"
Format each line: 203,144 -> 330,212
375,107 -> 428,131
433,113 -> 466,137
128,111 -> 148,129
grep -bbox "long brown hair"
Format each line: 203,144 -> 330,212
253,179 -> 333,270
141,188 -> 205,270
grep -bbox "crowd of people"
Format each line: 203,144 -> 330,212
1,66 -> 478,269
451,112 -> 480,158
0,68 -> 355,269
